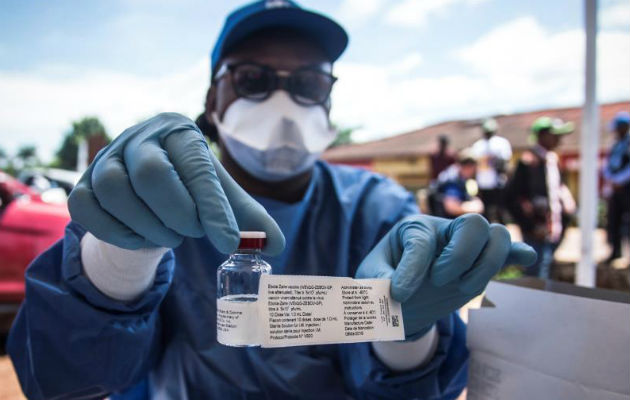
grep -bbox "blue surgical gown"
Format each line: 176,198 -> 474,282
8,161 -> 468,400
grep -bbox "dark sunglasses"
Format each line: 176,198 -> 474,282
214,62 -> 337,106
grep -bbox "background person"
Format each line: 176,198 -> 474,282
471,118 -> 512,223
505,117 -> 575,279
8,2 -> 535,399
602,111 -> 630,263
430,134 -> 456,181
433,149 -> 484,218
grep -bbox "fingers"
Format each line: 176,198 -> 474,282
506,242 -> 537,266
459,224 -> 511,294
91,155 -> 183,248
431,214 -> 490,286
124,132 -> 205,239
390,222 -> 436,303
211,151 -> 286,256
158,131 -> 240,254
74,112 -> 284,255
68,178 -> 151,250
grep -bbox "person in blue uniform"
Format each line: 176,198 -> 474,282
603,111 -> 630,263
434,149 -> 484,219
8,1 -> 535,399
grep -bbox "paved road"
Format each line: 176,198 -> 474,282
0,356 -> 24,400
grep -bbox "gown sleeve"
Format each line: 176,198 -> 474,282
7,222 -> 175,400
340,314 -> 468,400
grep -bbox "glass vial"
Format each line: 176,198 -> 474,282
216,231 -> 271,347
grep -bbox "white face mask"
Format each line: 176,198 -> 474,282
212,91 -> 337,182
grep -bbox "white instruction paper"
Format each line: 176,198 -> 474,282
216,275 -> 405,348
467,281 -> 630,400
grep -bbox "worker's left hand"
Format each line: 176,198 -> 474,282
356,214 -> 536,338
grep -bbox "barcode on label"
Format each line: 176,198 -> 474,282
391,315 -> 399,327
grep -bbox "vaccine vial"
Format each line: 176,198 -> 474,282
216,231 -> 271,347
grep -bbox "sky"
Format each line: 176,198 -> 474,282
0,0 -> 629,163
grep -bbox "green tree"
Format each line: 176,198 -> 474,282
17,145 -> 37,159
328,125 -> 356,148
53,117 -> 111,170
16,144 -> 40,169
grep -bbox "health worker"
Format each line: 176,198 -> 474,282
8,1 -> 536,399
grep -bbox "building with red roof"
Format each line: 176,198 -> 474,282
323,101 -> 629,196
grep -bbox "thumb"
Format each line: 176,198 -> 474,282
390,221 -> 436,303
211,152 -> 286,256
506,241 -> 537,267
355,234 -> 396,280
356,218 -> 437,304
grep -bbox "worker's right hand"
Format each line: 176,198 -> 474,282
68,113 -> 285,255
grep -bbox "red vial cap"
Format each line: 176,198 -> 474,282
238,231 -> 266,250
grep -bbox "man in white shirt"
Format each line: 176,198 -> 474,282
471,118 -> 512,223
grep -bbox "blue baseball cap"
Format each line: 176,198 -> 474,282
210,0 -> 348,77
610,111 -> 630,131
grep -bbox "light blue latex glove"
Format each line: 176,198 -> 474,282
356,214 -> 536,338
68,113 -> 285,255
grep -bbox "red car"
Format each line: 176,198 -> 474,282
0,171 -> 70,331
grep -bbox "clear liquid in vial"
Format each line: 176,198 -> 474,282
216,231 -> 270,347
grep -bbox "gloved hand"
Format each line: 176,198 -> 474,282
356,214 -> 536,338
68,113 -> 284,255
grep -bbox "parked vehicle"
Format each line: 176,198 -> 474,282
0,171 -> 70,332
18,168 -> 81,196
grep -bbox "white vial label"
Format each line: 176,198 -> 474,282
216,295 -> 260,346
258,275 -> 405,347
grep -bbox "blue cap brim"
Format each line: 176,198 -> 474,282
212,7 -> 348,76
